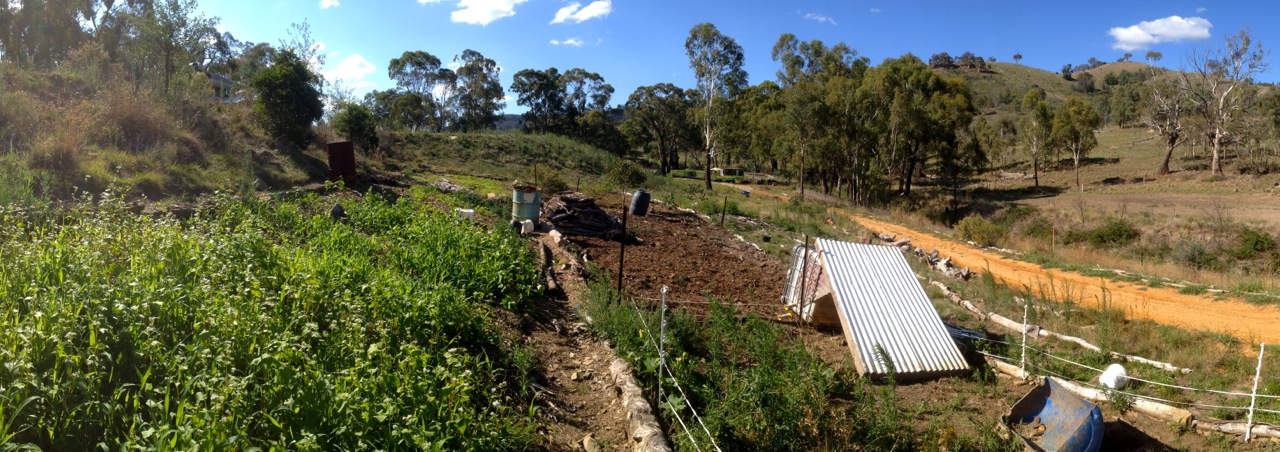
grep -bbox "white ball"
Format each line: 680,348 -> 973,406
1099,363 -> 1129,389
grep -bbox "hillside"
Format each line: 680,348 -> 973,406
941,62 -> 1074,111
1079,61 -> 1156,79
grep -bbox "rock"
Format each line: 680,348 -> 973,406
582,435 -> 601,452
329,203 -> 345,220
571,371 -> 580,381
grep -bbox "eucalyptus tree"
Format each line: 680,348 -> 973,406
387,50 -> 456,131
1020,89 -> 1053,187
129,0 -> 218,94
1051,95 -> 1101,191
560,68 -> 613,117
0,0 -> 91,68
510,67 -> 613,136
622,83 -> 696,175
511,67 -> 567,133
1141,77 -> 1190,175
452,49 -> 504,131
685,22 -> 747,189
770,33 -> 868,197
1182,29 -> 1270,174
855,55 -> 974,197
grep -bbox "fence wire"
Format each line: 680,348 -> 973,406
623,295 -> 723,452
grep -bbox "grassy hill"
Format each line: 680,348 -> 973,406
950,62 -> 1075,111
1078,61 -> 1156,79
376,131 -> 623,187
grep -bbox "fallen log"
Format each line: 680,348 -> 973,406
986,356 -> 1030,380
1193,418 -> 1280,440
610,359 -> 673,452
989,313 -> 1039,336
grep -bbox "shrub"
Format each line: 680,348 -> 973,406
1173,240 -> 1211,270
538,168 -> 569,194
1233,228 -> 1276,260
1066,219 -> 1140,248
670,169 -> 698,179
331,103 -> 379,152
1022,217 -> 1055,241
955,214 -> 1005,247
606,160 -> 647,188
251,49 -> 324,149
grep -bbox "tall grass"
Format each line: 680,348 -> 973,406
0,187 -> 541,450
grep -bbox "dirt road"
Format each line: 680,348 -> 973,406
726,184 -> 1280,345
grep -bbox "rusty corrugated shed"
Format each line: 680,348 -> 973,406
817,238 -> 969,379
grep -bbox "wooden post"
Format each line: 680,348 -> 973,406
720,196 -> 728,226
617,205 -> 628,296
1246,343 -> 1266,442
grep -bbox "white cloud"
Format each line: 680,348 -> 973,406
320,0 -> 339,8
418,0 -> 447,3
551,0 -> 611,24
324,54 -> 377,85
869,7 -> 881,13
550,38 -> 585,47
1196,7 -> 1206,13
449,0 -> 528,25
801,12 -> 836,25
1109,15 -> 1212,51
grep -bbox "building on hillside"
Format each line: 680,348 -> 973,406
782,238 -> 969,380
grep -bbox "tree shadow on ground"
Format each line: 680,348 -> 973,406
967,185 -> 1066,203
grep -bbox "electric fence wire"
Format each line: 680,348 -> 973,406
1020,359 -> 1279,414
623,296 -> 723,452
977,348 -> 1280,417
620,297 -> 701,451
966,332 -> 1280,400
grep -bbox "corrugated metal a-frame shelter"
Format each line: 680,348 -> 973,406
783,238 -> 969,380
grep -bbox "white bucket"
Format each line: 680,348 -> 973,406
1099,363 -> 1129,389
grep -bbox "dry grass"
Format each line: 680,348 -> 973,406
0,52 -> 316,201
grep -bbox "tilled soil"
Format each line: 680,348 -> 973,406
564,193 -> 788,315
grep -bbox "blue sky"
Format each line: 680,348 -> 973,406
199,0 -> 1279,114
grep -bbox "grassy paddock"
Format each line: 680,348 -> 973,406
0,187 -> 542,450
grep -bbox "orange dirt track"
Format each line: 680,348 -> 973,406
728,184 -> 1280,345
842,214 -> 1280,345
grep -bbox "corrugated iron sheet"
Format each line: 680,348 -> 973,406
817,238 -> 969,378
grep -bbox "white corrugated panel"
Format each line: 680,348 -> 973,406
817,238 -> 969,378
